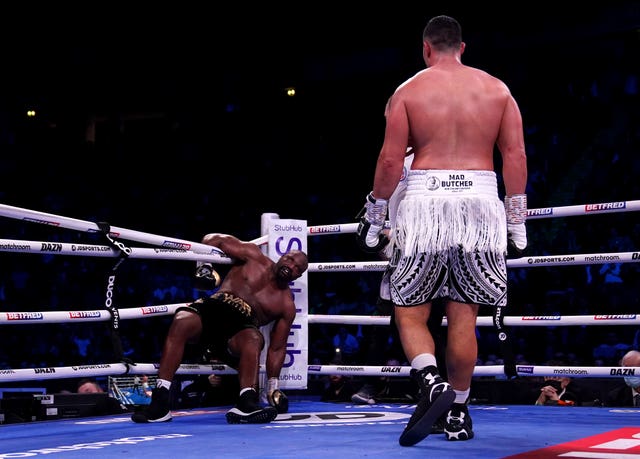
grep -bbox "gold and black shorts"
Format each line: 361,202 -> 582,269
177,291 -> 260,364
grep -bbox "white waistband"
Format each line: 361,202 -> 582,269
406,170 -> 498,198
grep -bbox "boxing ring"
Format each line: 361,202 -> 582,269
1,201 -> 640,458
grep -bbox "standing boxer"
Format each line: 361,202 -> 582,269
357,15 -> 528,445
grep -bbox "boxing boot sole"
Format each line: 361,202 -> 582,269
226,406 -> 278,424
399,388 -> 455,446
131,410 -> 172,423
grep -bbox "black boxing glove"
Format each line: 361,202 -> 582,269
355,192 -> 389,253
504,194 -> 528,257
194,262 -> 221,291
267,377 -> 288,414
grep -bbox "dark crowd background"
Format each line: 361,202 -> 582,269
0,4 -> 639,394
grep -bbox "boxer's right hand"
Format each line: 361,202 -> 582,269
507,223 -> 527,256
194,262 -> 221,291
356,192 -> 389,253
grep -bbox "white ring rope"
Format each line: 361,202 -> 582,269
1,362 -> 638,382
307,251 -> 640,272
306,314 -> 640,327
0,238 -> 229,263
0,363 -> 239,383
0,238 -> 636,269
1,304 -> 636,327
307,364 -> 640,379
249,199 -> 640,245
0,304 -> 185,324
2,201 -> 636,268
0,203 -> 232,263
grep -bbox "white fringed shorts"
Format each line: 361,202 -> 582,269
390,169 -> 508,307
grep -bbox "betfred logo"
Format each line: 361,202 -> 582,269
162,241 -> 192,250
142,305 -> 169,314
527,208 -> 552,216
309,225 -> 340,234
585,202 -> 626,212
522,316 -> 561,321
6,312 -> 43,320
594,314 -> 636,320
69,311 -> 101,318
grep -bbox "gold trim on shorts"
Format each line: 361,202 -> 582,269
210,291 -> 253,318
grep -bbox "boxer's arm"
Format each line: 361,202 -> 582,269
195,233 -> 235,290
265,311 -> 294,413
497,92 -> 527,197
201,233 -> 261,261
266,310 -> 294,379
497,92 -> 528,257
373,92 -> 410,200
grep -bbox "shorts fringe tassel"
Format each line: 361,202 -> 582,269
395,197 -> 507,254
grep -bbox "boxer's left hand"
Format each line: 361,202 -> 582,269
505,194 -> 527,257
267,389 -> 289,414
267,377 -> 288,413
